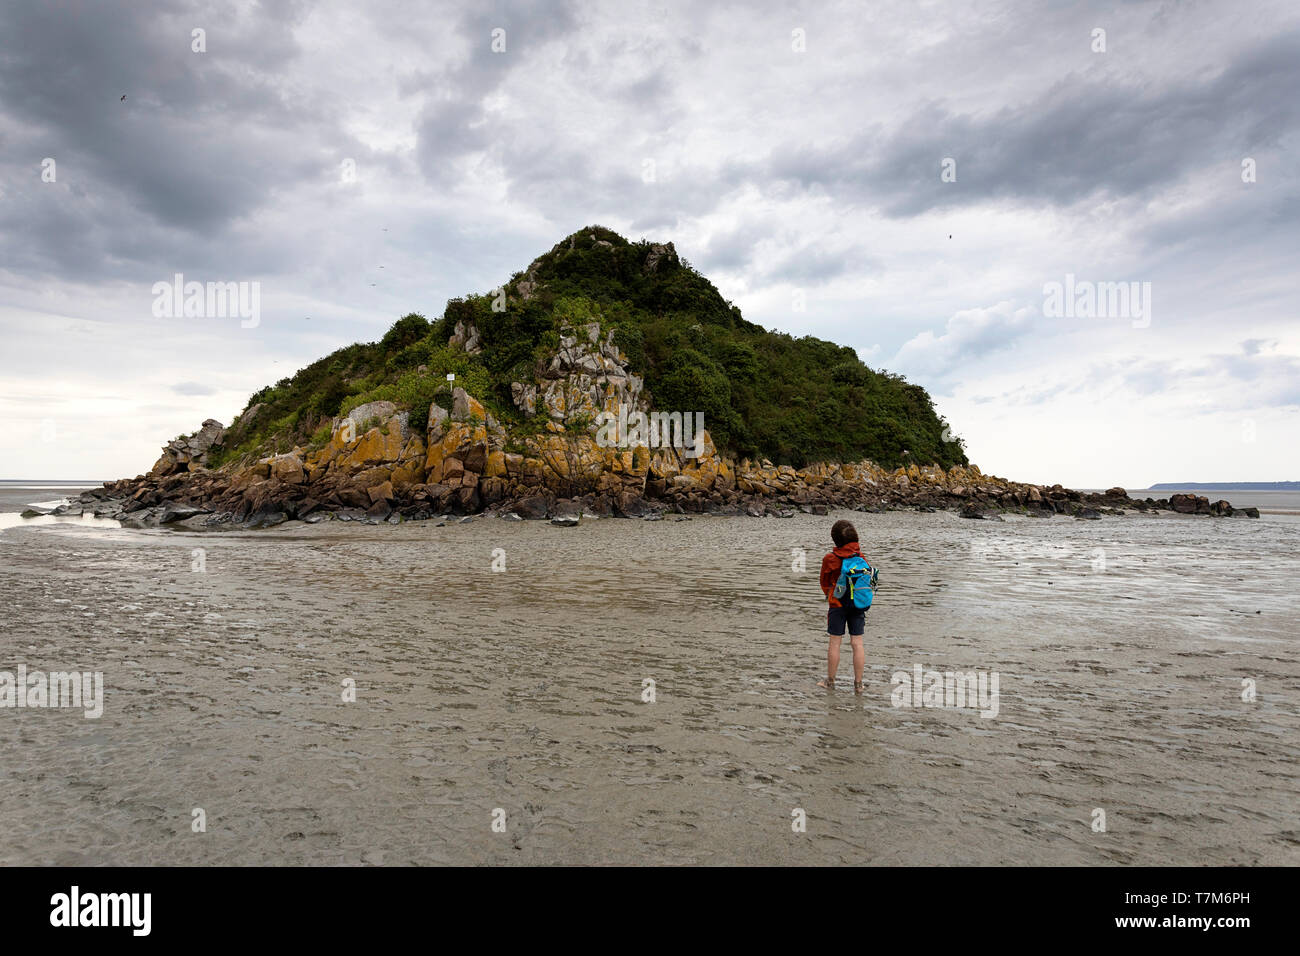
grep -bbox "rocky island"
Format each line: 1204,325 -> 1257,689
64,227 -> 1257,528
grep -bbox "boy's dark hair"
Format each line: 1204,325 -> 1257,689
831,520 -> 858,547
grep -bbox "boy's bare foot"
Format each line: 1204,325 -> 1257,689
853,680 -> 863,695
816,677 -> 835,689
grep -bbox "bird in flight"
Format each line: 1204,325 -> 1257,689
120,94 -> 126,101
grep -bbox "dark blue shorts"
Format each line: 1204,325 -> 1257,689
828,603 -> 867,637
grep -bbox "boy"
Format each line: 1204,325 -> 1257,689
817,519 -> 872,693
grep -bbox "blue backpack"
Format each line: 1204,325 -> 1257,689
834,555 -> 878,610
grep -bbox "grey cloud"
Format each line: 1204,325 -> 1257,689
412,0 -> 579,186
0,0 -> 363,282
697,226 -> 754,274
971,345 -> 1300,411
763,243 -> 861,285
1241,339 -> 1275,356
760,28 -> 1300,218
892,301 -> 1038,387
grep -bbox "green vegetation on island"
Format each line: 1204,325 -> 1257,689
212,226 -> 967,472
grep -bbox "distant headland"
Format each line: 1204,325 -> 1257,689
1148,482 -> 1299,491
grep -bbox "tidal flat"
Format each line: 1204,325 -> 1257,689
1,496 -> 1297,865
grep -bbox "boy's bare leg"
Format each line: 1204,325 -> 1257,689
817,635 -> 841,687
850,635 -> 865,689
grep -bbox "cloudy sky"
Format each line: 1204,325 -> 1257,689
1,0 -> 1296,487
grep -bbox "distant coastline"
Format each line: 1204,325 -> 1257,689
0,479 -> 104,485
1147,481 -> 1299,491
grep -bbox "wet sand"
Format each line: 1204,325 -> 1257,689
0,497 -> 1297,865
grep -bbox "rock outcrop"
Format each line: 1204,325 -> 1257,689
150,418 -> 225,476
80,416 -> 1257,529
448,319 -> 482,354
532,322 -> 645,428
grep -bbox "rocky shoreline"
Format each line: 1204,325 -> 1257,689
55,400 -> 1258,530
47,319 -> 1258,530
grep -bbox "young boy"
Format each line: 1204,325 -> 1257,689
818,519 -> 871,693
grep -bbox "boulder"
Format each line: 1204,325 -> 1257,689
366,480 -> 395,505
614,492 -> 650,517
454,485 -> 480,512
390,459 -> 425,491
451,387 -> 486,422
269,453 -> 305,484
421,483 -> 456,508
340,427 -> 390,470
151,454 -> 178,477
246,502 -> 288,529
427,404 -> 450,441
479,476 -> 506,504
344,400 -> 398,428
159,502 -> 206,524
512,495 -> 551,520
463,442 -> 488,474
